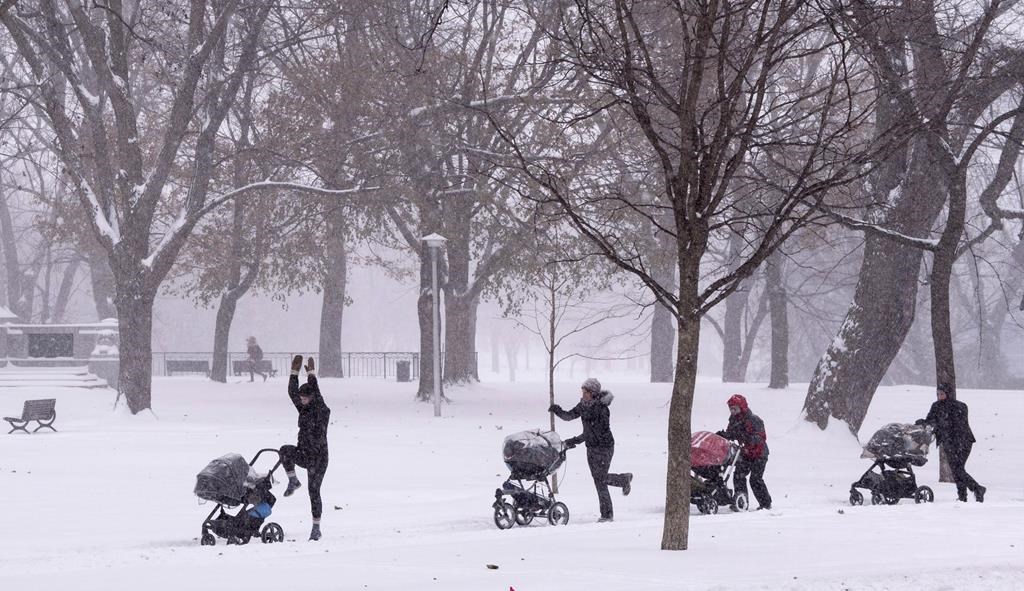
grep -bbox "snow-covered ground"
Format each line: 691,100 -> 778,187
1,376 -> 1021,590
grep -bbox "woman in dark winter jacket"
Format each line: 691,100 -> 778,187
280,355 -> 331,540
549,378 -> 633,522
916,383 -> 985,502
717,394 -> 772,510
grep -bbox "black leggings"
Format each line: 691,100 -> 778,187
734,455 -> 772,509
945,442 -> 981,499
586,445 -> 630,519
280,445 -> 329,519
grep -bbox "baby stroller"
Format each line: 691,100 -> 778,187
492,430 -> 570,529
690,431 -> 748,514
194,448 -> 286,545
849,423 -> 935,506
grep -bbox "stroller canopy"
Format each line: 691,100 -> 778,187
691,431 -> 734,468
861,423 -> 933,461
194,453 -> 266,506
503,430 -> 564,480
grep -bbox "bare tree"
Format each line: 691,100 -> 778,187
492,1 -> 881,550
1,0 -> 277,412
803,0 -> 1024,432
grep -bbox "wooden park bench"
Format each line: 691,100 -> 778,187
231,359 -> 278,377
165,359 -> 211,376
5,398 -> 57,434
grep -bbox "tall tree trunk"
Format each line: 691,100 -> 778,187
0,188 -> 25,317
504,339 -> 519,382
210,200 -> 250,383
210,295 -> 239,383
767,253 -> 789,389
804,135 -> 948,433
443,293 -> 479,383
51,260 -> 81,324
442,224 -> 478,384
721,285 -> 749,382
115,288 -> 155,414
319,209 -> 348,378
661,300 -> 700,550
721,233 -> 749,382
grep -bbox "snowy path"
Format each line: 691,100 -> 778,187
1,378 -> 1021,590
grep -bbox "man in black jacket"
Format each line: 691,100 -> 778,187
280,355 -> 331,540
549,378 -> 633,522
917,383 -> 985,502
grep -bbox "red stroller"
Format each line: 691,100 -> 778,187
690,431 -> 748,514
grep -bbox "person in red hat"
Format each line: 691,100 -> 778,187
717,394 -> 772,510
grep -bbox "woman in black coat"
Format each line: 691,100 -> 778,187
280,355 -> 331,540
916,383 -> 985,502
549,378 -> 633,522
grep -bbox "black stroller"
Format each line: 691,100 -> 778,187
690,431 -> 749,514
194,449 -> 286,545
849,423 -> 935,506
492,430 -> 570,529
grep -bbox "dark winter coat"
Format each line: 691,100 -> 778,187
247,343 -> 263,362
552,391 -> 615,449
720,394 -> 768,460
922,398 -> 975,451
289,373 -> 330,454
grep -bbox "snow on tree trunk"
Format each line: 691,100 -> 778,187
803,237 -> 926,432
116,291 -> 155,414
318,212 -> 348,378
661,306 -> 699,551
767,253 -> 789,389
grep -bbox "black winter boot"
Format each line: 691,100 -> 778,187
284,476 -> 302,497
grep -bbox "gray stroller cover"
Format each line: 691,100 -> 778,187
503,430 -> 565,480
861,423 -> 933,460
194,453 -> 266,506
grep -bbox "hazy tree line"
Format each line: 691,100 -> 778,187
2,0 -> 1024,550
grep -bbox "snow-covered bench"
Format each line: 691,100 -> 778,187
4,398 -> 57,434
166,359 -> 210,376
231,360 -> 278,377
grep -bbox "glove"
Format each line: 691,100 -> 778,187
291,355 -> 304,372
548,404 -> 560,414
914,419 -> 925,426
715,430 -> 727,438
564,440 -> 577,450
305,356 -> 316,373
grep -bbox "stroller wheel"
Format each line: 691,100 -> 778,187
494,502 -> 516,530
514,505 -> 534,526
884,494 -> 900,505
261,522 -> 285,543
730,492 -> 748,512
849,490 -> 864,506
870,491 -> 884,505
200,532 -> 216,546
699,497 -> 719,515
914,486 -> 934,504
547,502 -> 569,526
